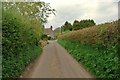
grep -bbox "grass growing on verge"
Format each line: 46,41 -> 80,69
58,40 -> 119,78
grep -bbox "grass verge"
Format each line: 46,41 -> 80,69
58,40 -> 119,78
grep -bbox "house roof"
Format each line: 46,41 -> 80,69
44,28 -> 54,35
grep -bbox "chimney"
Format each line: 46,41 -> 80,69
50,26 -> 53,30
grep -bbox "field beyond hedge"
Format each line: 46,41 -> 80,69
58,21 -> 119,78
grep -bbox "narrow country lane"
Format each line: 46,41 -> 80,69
23,41 -> 93,78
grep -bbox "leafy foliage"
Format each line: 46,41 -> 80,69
2,1 -> 55,77
59,22 -> 118,46
61,19 -> 96,31
73,20 -> 80,30
58,40 -> 119,78
2,7 -> 43,78
78,19 -> 96,29
61,21 -> 73,31
72,19 -> 96,30
41,34 -> 48,40
58,21 -> 119,78
3,2 -> 55,23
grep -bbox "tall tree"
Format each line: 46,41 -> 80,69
62,21 -> 73,31
79,19 -> 96,29
2,2 -> 55,23
73,20 -> 80,30
72,19 -> 96,30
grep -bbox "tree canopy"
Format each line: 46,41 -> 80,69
61,21 -> 73,31
73,19 -> 96,30
61,19 -> 96,31
3,2 -> 55,23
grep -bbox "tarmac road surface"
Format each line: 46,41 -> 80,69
22,41 -> 93,78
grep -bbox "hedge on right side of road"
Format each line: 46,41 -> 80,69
58,40 -> 119,78
58,21 -> 119,78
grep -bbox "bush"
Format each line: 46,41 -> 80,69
58,40 -> 119,78
58,21 -> 119,78
41,34 -> 48,40
48,36 -> 52,40
2,8 -> 42,78
58,22 -> 118,46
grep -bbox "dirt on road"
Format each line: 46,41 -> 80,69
22,41 -> 93,78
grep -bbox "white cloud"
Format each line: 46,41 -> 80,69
41,0 -> 119,29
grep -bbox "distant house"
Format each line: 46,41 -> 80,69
44,26 -> 54,39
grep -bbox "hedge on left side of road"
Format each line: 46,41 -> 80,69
2,8 -> 43,78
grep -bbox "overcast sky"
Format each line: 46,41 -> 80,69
41,0 -> 119,30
